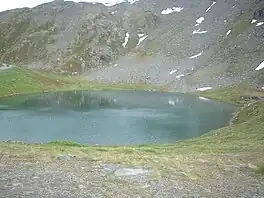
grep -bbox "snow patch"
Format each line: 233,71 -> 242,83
196,17 -> 205,24
128,0 -> 140,4
161,7 -> 184,15
256,22 -> 264,27
205,1 -> 216,12
261,87 -> 264,90
101,0 -> 140,7
194,24 -> 199,27
176,74 -> 184,79
226,30 -> 231,36
137,35 -> 148,46
137,33 -> 145,37
169,69 -> 178,75
197,87 -> 212,91
114,64 -> 118,67
255,61 -> 264,71
0,64 -> 12,70
199,96 -> 210,101
251,19 -> 257,24
193,28 -> 207,34
189,52 -> 203,59
122,33 -> 129,48
168,100 -> 176,106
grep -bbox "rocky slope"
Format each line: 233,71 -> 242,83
0,0 -> 264,91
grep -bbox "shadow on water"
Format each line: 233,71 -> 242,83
0,90 -> 236,146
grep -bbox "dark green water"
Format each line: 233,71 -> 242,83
0,91 -> 235,146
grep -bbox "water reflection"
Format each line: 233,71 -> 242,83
0,90 -> 236,145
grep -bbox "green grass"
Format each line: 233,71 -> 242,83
0,67 -> 166,98
0,67 -> 67,97
257,164 -> 264,175
48,141 -> 86,147
194,85 -> 264,106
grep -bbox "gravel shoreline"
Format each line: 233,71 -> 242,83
1,153 -> 264,198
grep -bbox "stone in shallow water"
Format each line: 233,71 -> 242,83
114,168 -> 149,177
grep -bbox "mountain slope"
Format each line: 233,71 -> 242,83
0,0 -> 264,91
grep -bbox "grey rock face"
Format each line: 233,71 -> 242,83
0,0 -> 264,90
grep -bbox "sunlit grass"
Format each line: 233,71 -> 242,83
0,67 -> 166,98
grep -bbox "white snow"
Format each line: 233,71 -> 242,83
168,100 -> 176,106
226,30 -> 231,36
128,0 -> 139,4
161,7 -> 184,15
261,87 -> 264,90
0,65 -> 12,70
169,69 -> 178,75
114,64 -> 118,67
251,19 -> 257,24
256,22 -> 264,27
99,0 -> 140,7
255,61 -> 264,71
176,74 -> 184,79
1,0 -> 140,12
197,87 -> 212,91
199,96 -> 210,101
205,1 -> 216,12
189,52 -> 203,59
194,24 -> 199,27
196,17 -> 205,24
137,33 -> 145,37
137,35 -> 148,46
122,33 -> 129,48
193,28 -> 207,34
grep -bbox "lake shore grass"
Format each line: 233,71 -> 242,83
0,67 -> 264,179
0,67 -> 168,98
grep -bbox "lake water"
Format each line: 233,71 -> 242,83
0,91 -> 235,146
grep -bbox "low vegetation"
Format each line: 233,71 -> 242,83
0,67 -> 166,98
196,85 -> 264,106
48,141 -> 86,147
257,164 -> 264,175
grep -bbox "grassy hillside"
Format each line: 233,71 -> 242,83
0,67 -> 69,97
195,86 -> 264,106
0,67 -> 164,98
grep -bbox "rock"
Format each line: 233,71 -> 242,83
11,183 -> 23,187
78,185 -> 85,189
114,168 -> 149,177
248,163 -> 258,170
56,154 -> 75,160
141,184 -> 151,189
